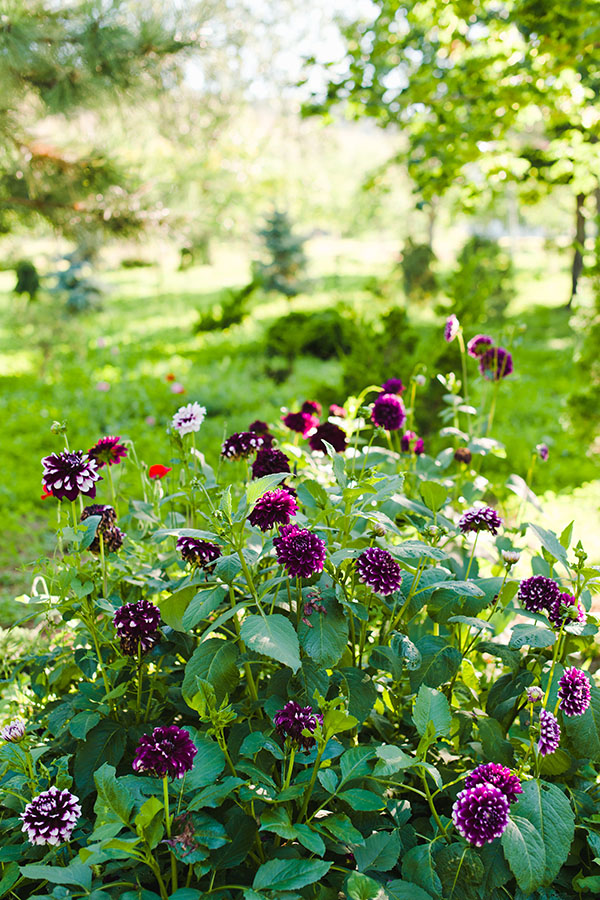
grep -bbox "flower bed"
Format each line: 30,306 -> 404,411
1,322 -> 600,900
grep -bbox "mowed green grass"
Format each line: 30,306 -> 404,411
0,236 -> 597,623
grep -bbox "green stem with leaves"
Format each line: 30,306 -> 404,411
163,776 -> 178,893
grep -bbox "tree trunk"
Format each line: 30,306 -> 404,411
567,192 -> 586,307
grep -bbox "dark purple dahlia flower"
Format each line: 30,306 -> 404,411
371,393 -> 406,431
558,667 -> 591,717
252,448 -> 291,479
0,718 -> 26,742
113,599 -> 161,655
459,506 -> 502,535
467,334 -> 494,358
356,547 -> 402,595
309,422 -> 347,453
479,346 -> 513,381
536,443 -> 549,461
282,411 -> 319,436
221,431 -> 263,460
381,378 -> 404,394
400,431 -> 424,454
41,451 -> 101,501
464,763 -> 522,804
301,400 -> 322,416
547,591 -> 586,630
414,437 -> 425,455
452,783 -> 509,846
21,787 -> 81,846
81,503 -> 117,528
274,700 -> 322,750
88,435 -> 128,468
274,525 -> 326,578
329,404 -> 347,418
517,575 -> 560,614
80,504 -> 122,554
133,725 -> 197,779
538,708 -> 560,756
248,489 -> 298,531
444,314 -> 460,342
177,536 -> 221,570
249,420 -> 274,448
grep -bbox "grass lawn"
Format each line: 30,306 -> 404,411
0,236 -> 597,623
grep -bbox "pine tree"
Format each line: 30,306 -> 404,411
254,209 -> 307,297
0,0 -> 196,237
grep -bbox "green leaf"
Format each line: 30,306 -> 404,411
373,744 -> 415,776
188,776 -> 243,810
69,710 -> 101,740
322,707 -> 358,737
564,676 -> 600,760
410,637 -> 461,689
501,816 -> 546,895
240,614 -> 301,672
317,813 -> 364,845
293,823 -> 326,856
318,768 -> 339,794
419,481 -> 448,512
246,473 -> 289,508
412,685 -> 451,738
181,586 -> 227,630
185,736 -> 226,790
252,859 -> 331,892
182,638 -> 239,704
94,763 -> 134,825
299,597 -> 348,666
337,789 -> 385,810
426,580 -> 485,597
19,861 -> 92,891
509,779 -> 575,888
159,585 -> 194,632
213,553 -> 242,583
74,719 -> 126,798
529,524 -> 570,570
478,717 -> 514,767
401,844 -> 442,897
0,862 -> 19,897
559,521 -> 574,549
508,623 -> 555,649
353,830 -> 401,872
390,632 -> 422,670
393,541 -> 447,561
80,515 -> 102,550
339,746 -> 376,784
345,871 -> 386,900
448,615 -> 493,632
340,667 -> 377,723
386,881 -> 433,900
187,811 -> 228,849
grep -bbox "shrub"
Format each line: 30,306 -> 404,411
442,235 -> 515,325
253,209 -> 308,297
14,260 -> 40,300
1,338 -> 599,900
399,238 -> 438,301
265,308 -> 361,362
195,282 -> 257,333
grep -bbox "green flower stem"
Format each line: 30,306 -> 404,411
85,598 -> 112,709
358,430 -> 377,479
236,549 -> 266,617
457,331 -> 469,404
385,557 -> 426,638
135,643 -> 143,725
282,745 -> 296,790
517,702 -> 536,776
298,746 -> 325,822
296,576 -> 303,625
465,533 -> 479,579
163,776 -> 178,893
405,381 -> 417,432
70,500 -> 78,530
486,378 -> 501,435
146,852 -> 170,900
543,622 -> 565,709
420,770 -> 449,841
228,586 -> 260,706
99,532 -> 108,599
106,463 -> 118,516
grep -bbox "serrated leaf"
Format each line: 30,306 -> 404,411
240,614 -> 300,672
345,871 -> 387,900
19,861 -> 91,890
529,524 -> 570,570
338,788 -> 385,810
509,780 -> 574,888
182,638 -> 239,704
509,623 -> 555,649
419,481 -> 448,512
181,586 -> 227,630
410,636 -> 461,689
252,859 -> 331,892
339,746 -> 376,784
299,597 -> 348,666
353,830 -> 401,872
386,881 -> 433,900
246,473 -> 289,509
501,816 -> 546,895
412,685 -> 451,738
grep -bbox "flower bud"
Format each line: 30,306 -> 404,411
50,420 -> 67,435
501,549 -> 521,567
525,686 -> 544,704
454,447 -> 472,464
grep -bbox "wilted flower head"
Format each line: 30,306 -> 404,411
356,547 -> 402,595
452,783 -> 509,846
301,400 -> 322,416
88,435 -> 128,468
464,763 -> 522,804
518,575 -> 560,614
479,346 -> 513,381
444,314 -> 460,342
80,504 -> 122,554
454,447 -> 472,465
249,489 -> 298,531
371,393 -> 406,431
558,667 -> 591,717
467,334 -> 494,358
536,443 -> 549,461
172,402 -> 206,436
113,599 -> 161,655
526,685 -> 544,704
41,451 -> 101,502
274,701 -> 322,750
309,422 -> 347,453
502,549 -> 521,567
252,448 -> 291,479
274,525 -> 326,578
221,431 -> 263,460
459,506 -> 502,535
177,536 -> 221,570
21,787 -> 81,846
547,591 -> 586,630
381,378 -> 404,394
149,464 -> 171,479
282,411 -> 319,436
538,708 -> 560,756
0,718 -> 26,743
133,726 -> 197,779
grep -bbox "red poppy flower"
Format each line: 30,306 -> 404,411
166,373 -> 176,382
40,486 -> 54,500
149,464 -> 171,480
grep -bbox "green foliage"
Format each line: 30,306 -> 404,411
14,260 -> 40,300
47,252 -> 104,313
442,236 -> 516,325
265,307 -> 361,362
253,209 -> 307,297
400,239 -> 437,302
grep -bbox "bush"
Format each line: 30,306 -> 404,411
195,282 -> 257,333
442,235 -> 515,325
254,209 -> 308,297
399,238 -> 437,301
2,348 -> 599,900
14,260 -> 40,300
341,307 -> 419,396
265,308 -> 361,362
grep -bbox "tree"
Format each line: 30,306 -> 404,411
0,0 -> 199,238
305,0 -> 600,298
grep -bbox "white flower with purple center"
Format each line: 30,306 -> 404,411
0,717 -> 26,743
444,314 -> 460,342
172,402 -> 206,436
21,787 -> 81,845
41,451 -> 101,501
